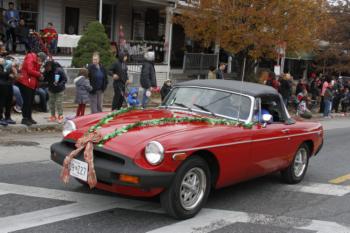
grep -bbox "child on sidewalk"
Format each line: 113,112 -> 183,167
297,96 -> 312,119
74,68 -> 92,116
44,61 -> 67,124
127,88 -> 140,107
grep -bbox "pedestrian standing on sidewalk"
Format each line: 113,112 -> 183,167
0,59 -> 17,126
88,52 -> 108,113
160,79 -> 172,101
207,66 -> 216,80
43,61 -> 67,124
279,73 -> 292,107
74,68 -> 92,117
216,63 -> 226,80
340,87 -> 350,116
140,50 -> 157,108
110,52 -> 129,111
319,76 -> 329,114
17,52 -> 46,126
4,2 -> 19,53
323,77 -> 334,118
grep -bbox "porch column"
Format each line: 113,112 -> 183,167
164,7 -> 172,65
165,5 -> 176,79
99,0 -> 103,23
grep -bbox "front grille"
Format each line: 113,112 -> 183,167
63,140 -> 125,165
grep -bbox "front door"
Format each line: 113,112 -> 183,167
65,7 -> 79,35
250,96 -> 295,177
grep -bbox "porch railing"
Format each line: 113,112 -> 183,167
182,52 -> 219,76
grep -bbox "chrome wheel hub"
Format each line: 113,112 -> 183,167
294,148 -> 308,178
179,167 -> 207,210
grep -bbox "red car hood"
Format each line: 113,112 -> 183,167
66,108 -> 230,158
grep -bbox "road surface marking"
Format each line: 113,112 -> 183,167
329,173 -> 350,185
0,191 -> 9,196
282,182 -> 350,196
0,182 -> 349,232
146,208 -> 350,233
0,183 -> 163,233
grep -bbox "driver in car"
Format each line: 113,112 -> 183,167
254,105 -> 273,124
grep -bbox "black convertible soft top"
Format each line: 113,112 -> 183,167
175,79 -> 278,97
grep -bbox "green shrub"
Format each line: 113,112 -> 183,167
72,21 -> 115,68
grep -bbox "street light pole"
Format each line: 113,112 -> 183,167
99,0 -> 103,23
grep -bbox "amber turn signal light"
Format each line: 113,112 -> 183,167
172,153 -> 187,161
119,174 -> 140,184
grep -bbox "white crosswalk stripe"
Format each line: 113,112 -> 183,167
146,208 -> 350,233
0,182 -> 349,233
278,182 -> 350,196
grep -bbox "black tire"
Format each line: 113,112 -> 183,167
160,156 -> 211,219
281,144 -> 310,184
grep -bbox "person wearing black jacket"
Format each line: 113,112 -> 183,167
279,74 -> 292,107
88,52 -> 108,113
160,79 -> 172,101
15,19 -> 30,51
140,51 -> 157,108
43,61 -> 67,123
0,60 -> 17,126
110,52 -> 129,110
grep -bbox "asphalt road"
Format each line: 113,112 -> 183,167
0,119 -> 350,233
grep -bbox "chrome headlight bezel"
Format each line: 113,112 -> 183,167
62,120 -> 76,137
145,141 -> 165,166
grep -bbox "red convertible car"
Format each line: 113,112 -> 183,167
51,80 -> 323,219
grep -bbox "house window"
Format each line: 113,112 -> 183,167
17,0 -> 39,30
102,3 -> 116,39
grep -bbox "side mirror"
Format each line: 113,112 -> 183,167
262,114 -> 272,128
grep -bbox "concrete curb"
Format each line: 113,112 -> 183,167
0,123 -> 63,134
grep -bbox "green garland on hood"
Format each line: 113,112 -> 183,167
97,116 -> 255,146
85,107 -> 255,146
88,107 -> 141,133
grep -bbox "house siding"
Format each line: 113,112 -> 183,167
116,0 -> 132,40
63,0 -> 97,34
41,0 -> 64,33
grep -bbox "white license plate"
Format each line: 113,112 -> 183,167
70,159 -> 88,182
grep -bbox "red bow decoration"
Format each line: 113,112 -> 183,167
60,131 -> 103,189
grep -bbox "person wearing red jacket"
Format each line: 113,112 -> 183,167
42,22 -> 58,54
17,52 -> 47,126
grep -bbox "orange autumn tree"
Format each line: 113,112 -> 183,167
315,0 -> 350,75
175,0 -> 330,79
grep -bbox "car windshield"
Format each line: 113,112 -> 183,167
163,87 -> 252,121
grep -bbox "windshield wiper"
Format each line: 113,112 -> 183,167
193,104 -> 217,117
173,102 -> 192,112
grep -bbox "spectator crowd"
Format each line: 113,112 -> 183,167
0,46 -> 161,127
1,2 -> 58,56
260,71 -> 350,119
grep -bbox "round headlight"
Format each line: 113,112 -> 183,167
145,141 -> 164,165
63,120 -> 76,137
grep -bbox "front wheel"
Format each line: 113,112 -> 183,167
160,156 -> 211,219
281,144 -> 310,184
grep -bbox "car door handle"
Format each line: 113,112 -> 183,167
281,129 -> 290,134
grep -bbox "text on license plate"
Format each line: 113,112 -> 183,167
70,159 -> 88,182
